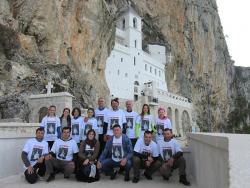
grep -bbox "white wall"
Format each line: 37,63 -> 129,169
188,133 -> 250,188
0,123 -> 39,178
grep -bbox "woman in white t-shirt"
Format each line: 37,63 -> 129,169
154,107 -> 172,142
136,104 -> 154,138
83,108 -> 98,141
71,107 -> 84,145
40,105 -> 61,149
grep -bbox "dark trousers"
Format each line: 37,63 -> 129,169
130,138 -> 137,148
75,164 -> 100,182
47,141 -> 54,150
24,162 -> 46,184
102,158 -> 132,176
133,156 -> 161,179
98,134 -> 106,157
45,158 -> 75,177
159,156 -> 186,178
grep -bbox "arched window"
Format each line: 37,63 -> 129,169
134,81 -> 139,86
122,19 -> 125,30
133,17 -> 137,28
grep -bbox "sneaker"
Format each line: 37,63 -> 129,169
144,172 -> 152,180
163,176 -> 169,181
64,175 -> 70,179
110,170 -> 117,180
46,174 -> 55,182
179,175 -> 191,186
132,177 -> 139,183
124,174 -> 130,182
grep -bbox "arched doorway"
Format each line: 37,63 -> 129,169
182,110 -> 191,135
167,107 -> 172,122
38,107 -> 48,123
175,109 -> 180,136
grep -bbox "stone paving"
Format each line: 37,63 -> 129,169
0,173 -> 198,188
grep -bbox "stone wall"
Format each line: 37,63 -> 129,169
187,133 -> 250,188
0,123 -> 39,178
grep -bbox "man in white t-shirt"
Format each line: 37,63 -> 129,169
103,99 -> 127,139
132,131 -> 161,183
95,97 -> 109,155
45,127 -> 79,182
158,128 -> 190,186
124,100 -> 139,147
97,124 -> 133,181
21,127 -> 49,184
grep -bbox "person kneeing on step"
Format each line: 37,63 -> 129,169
44,127 -> 79,182
132,130 -> 161,183
157,128 -> 190,186
97,124 -> 133,181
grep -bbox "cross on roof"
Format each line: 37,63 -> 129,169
45,82 -> 53,94
168,53 -> 174,63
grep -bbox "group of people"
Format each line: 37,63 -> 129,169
21,97 -> 190,186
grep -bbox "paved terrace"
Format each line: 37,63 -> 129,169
1,123 -> 250,188
1,173 -> 197,188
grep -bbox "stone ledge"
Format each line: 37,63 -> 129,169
29,92 -> 74,99
187,133 -> 228,151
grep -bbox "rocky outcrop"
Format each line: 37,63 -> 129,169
0,0 -> 249,131
0,0 -> 116,120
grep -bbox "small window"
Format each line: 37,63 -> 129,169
155,68 -> 157,75
133,17 -> 137,28
134,57 -> 136,66
121,58 -> 123,62
134,94 -> 138,101
134,40 -> 137,48
117,70 -> 120,75
122,19 -> 125,29
145,64 -> 147,71
159,70 -> 161,77
125,73 -> 128,77
150,66 -> 152,73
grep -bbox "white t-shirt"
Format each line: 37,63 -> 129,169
124,111 -> 139,139
71,116 -> 84,143
82,118 -> 98,140
157,139 -> 182,161
105,109 -> 126,136
136,114 -> 154,138
155,118 -> 172,142
51,138 -> 79,161
84,144 -> 95,158
22,138 -> 49,167
95,108 -> 109,135
40,116 -> 61,141
134,138 -> 159,158
112,136 -> 124,162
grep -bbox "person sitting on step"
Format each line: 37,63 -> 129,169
157,128 -> 191,186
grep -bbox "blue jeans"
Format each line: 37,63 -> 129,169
102,158 -> 132,176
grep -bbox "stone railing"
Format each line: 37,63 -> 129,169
0,123 -> 39,178
157,89 -> 192,108
187,133 -> 250,188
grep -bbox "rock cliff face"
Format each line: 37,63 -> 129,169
0,0 -> 249,131
0,0 -> 115,120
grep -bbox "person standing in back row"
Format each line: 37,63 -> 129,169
95,97 -> 109,155
40,105 -> 61,149
124,100 -> 138,147
136,104 -> 154,138
103,98 -> 127,141
71,107 -> 84,146
154,107 -> 172,143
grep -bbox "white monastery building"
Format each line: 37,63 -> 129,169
105,7 -> 195,136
